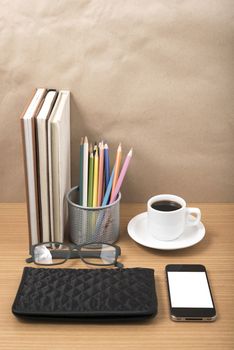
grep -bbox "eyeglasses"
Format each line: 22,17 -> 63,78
26,242 -> 123,268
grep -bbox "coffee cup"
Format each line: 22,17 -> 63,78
147,194 -> 201,241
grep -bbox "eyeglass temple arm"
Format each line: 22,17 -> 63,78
70,251 -> 103,259
69,247 -> 121,261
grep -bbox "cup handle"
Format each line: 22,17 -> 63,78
186,208 -> 201,226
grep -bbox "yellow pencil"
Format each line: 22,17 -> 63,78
110,143 -> 122,203
92,149 -> 99,207
97,141 -> 104,206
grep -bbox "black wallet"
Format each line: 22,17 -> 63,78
12,267 -> 157,321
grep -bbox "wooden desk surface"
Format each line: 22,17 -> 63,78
0,203 -> 233,350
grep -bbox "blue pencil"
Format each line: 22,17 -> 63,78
102,166 -> 115,206
104,143 -> 110,190
79,137 -> 84,205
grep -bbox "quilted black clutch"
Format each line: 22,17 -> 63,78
12,267 -> 157,321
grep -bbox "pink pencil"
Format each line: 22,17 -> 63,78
110,148 -> 133,203
97,142 -> 104,206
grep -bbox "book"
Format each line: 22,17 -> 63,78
20,88 -> 47,246
36,90 -> 58,242
48,91 -> 71,242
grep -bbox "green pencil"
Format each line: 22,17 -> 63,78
79,137 -> 84,205
88,150 -> 94,207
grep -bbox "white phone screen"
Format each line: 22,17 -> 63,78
167,271 -> 214,308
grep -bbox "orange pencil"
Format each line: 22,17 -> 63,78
97,141 -> 104,206
110,143 -> 122,203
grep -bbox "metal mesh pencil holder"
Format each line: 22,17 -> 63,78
66,186 -> 121,245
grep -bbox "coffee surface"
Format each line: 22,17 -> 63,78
151,200 -> 182,212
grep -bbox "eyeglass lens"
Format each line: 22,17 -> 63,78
80,243 -> 116,265
34,243 -> 70,265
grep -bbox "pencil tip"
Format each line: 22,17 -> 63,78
118,143 -> 122,151
80,137 -> 84,145
84,136 -> 88,143
128,148 -> 133,156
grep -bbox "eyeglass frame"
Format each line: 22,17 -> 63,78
26,241 -> 123,268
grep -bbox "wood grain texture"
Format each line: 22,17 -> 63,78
0,203 -> 233,350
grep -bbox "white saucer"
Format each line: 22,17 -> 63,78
127,212 -> 206,250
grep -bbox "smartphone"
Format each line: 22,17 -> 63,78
165,264 -> 216,321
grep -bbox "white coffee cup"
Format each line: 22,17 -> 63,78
147,194 -> 201,241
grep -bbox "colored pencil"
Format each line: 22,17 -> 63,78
82,136 -> 89,207
104,143 -> 110,190
92,149 -> 99,207
102,166 -> 115,206
79,137 -> 84,205
110,143 -> 122,203
102,171 -> 106,196
97,142 -> 104,206
88,150 -> 94,207
110,148 -> 133,203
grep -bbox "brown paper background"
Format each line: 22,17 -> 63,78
0,0 -> 233,202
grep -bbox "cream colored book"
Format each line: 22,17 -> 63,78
20,88 -> 47,247
36,90 -> 58,242
48,91 -> 70,242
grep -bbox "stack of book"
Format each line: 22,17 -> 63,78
20,88 -> 70,248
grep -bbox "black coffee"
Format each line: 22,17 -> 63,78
151,200 -> 182,212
